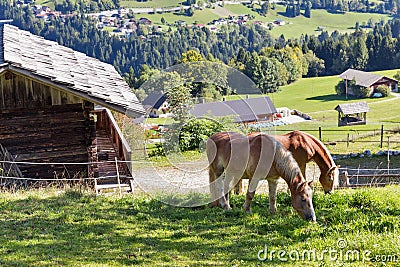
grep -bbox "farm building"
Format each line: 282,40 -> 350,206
338,69 -> 398,94
190,96 -> 277,123
0,23 -> 145,185
334,101 -> 370,126
142,91 -> 169,118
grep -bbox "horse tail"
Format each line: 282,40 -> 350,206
206,137 -> 220,207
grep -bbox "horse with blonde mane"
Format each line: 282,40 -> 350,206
206,132 -> 316,221
235,130 -> 340,194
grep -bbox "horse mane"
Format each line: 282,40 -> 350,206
273,139 -> 304,185
298,131 -> 336,167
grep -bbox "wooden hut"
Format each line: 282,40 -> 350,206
334,101 -> 370,126
0,23 -> 145,185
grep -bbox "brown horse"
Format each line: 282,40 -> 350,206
206,132 -> 316,221
235,131 -> 339,194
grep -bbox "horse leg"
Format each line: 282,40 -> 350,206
209,165 -> 224,208
221,173 -> 234,210
234,178 -> 243,194
268,179 -> 278,214
243,190 -> 255,213
243,177 -> 259,213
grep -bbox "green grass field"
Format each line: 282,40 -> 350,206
0,187 -> 398,266
37,0 -> 184,9
120,0 -> 183,8
224,69 -> 400,153
137,9 -> 220,26
223,4 -> 390,38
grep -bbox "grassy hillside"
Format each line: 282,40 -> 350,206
36,1 -> 390,38
225,69 -> 400,150
120,0 -> 183,8
136,4 -> 390,37
224,4 -> 390,38
0,187 -> 399,266
38,0 -> 184,9
136,9 -> 220,26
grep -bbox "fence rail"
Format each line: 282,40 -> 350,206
264,124 -> 400,148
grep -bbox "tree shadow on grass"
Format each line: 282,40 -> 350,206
306,94 -> 358,102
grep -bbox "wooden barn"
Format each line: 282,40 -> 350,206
0,23 -> 145,186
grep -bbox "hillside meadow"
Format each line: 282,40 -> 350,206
0,186 -> 399,266
224,4 -> 390,38
130,4 -> 390,38
223,69 -> 400,152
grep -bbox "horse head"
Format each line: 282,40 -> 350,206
291,179 -> 316,222
319,165 -> 340,194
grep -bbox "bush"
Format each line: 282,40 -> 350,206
178,118 -> 226,151
335,80 -> 346,96
374,85 -> 390,97
354,86 -> 371,98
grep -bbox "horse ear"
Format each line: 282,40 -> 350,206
308,180 -> 314,187
336,165 -> 341,168
297,182 -> 307,192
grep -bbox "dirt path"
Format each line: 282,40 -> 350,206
132,159 -> 321,197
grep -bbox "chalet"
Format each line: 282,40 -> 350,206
334,101 -> 370,126
142,91 -> 169,118
139,18 -> 152,25
175,20 -> 186,26
274,19 -> 286,26
338,69 -> 399,95
0,22 -> 145,186
190,96 -> 277,123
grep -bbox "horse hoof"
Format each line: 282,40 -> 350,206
243,208 -> 252,214
222,204 -> 232,210
209,201 -> 219,208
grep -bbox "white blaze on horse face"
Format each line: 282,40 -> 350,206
333,166 -> 340,187
293,182 -> 316,221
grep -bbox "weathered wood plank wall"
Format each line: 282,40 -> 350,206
0,71 -> 93,179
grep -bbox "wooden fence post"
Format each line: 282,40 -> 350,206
115,157 -> 122,196
387,136 -> 390,174
380,124 -> 384,148
319,127 -> 322,141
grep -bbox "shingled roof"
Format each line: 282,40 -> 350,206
0,24 -> 145,117
142,91 -> 167,109
190,96 -> 277,123
334,101 -> 370,115
338,69 -> 384,88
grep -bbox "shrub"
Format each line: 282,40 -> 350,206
374,85 -> 390,97
178,118 -> 226,151
335,80 -> 346,96
353,85 -> 371,98
393,70 -> 400,81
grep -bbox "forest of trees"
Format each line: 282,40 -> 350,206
2,0 -> 400,97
